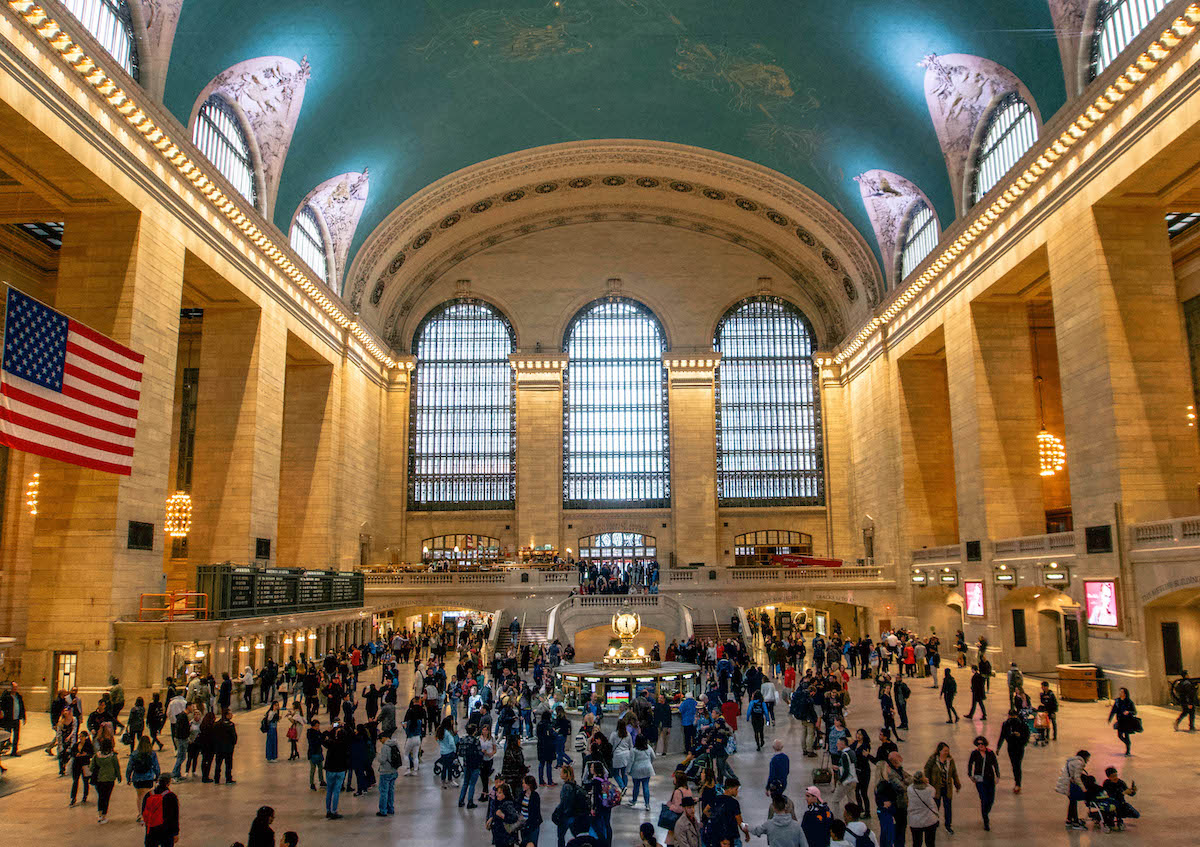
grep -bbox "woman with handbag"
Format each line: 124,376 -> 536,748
1107,689 -> 1138,755
68,730 -> 95,806
906,771 -> 940,847
662,770 -> 692,845
486,781 -> 521,847
553,765 -> 588,847
90,736 -> 122,824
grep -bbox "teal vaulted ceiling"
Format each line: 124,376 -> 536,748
162,0 -> 1066,279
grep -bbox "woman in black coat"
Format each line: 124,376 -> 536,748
247,805 -> 275,847
1108,688 -> 1138,755
535,710 -> 557,786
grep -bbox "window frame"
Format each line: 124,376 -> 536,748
407,298 -> 517,512
970,92 -> 1038,207
422,534 -> 503,565
1090,0 -> 1171,80
290,204 -> 332,284
562,296 -> 670,510
193,94 -> 259,209
897,201 -> 938,282
60,0 -> 140,81
713,295 -> 824,507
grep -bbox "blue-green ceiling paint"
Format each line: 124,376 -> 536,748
163,0 -> 1066,277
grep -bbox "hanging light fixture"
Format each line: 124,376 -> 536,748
164,491 -> 193,537
25,472 -> 39,515
1032,327 -> 1066,477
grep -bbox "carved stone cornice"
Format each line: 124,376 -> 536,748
664,352 -> 721,387
509,353 -> 567,390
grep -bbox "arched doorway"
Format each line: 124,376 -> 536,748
1142,586 -> 1200,704
999,587 -> 1077,673
915,588 -> 964,646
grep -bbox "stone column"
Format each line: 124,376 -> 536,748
944,299 -> 1046,544
897,352 -> 960,548
510,354 -> 567,552
665,353 -> 721,567
381,359 -> 414,561
276,358 -> 335,568
189,306 -> 287,567
1047,204 -> 1200,525
21,211 -> 185,706
816,355 -> 853,559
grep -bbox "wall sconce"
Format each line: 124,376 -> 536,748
194,649 -> 205,658
1042,561 -> 1071,587
238,644 -> 250,653
994,564 -> 1017,585
911,568 -> 928,585
254,641 -> 265,650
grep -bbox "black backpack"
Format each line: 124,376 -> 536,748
388,741 -> 403,769
173,710 -> 189,739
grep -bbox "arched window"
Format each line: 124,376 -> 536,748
714,297 -> 823,506
290,205 -> 330,284
564,298 -> 669,508
898,202 -> 938,281
192,95 -> 258,207
971,92 -> 1038,206
408,300 -> 516,510
60,0 -> 139,80
733,530 -> 814,567
421,534 -> 502,565
1091,0 -> 1170,79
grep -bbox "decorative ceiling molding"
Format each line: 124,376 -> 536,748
1047,0 -> 1092,97
189,55 -> 310,219
854,170 -> 939,290
920,53 -> 1042,216
347,140 -> 884,339
294,169 -> 370,294
378,203 -> 847,352
133,0 -> 184,100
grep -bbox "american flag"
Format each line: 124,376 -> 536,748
0,287 -> 144,475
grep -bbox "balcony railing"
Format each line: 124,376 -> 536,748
912,544 -> 963,564
992,531 -> 1077,560
726,565 -> 885,582
1129,516 -> 1200,550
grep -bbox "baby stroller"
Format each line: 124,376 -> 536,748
1032,708 -> 1051,746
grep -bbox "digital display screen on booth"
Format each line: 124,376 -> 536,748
964,581 -> 985,617
606,686 -> 630,706
1084,580 -> 1119,628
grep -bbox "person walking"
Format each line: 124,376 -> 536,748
663,770 -> 693,847
628,734 -> 656,812
536,710 -> 557,786
966,735 -> 999,831
1056,750 -> 1091,830
906,771 -> 939,847
213,708 -> 237,784
767,738 -> 790,794
995,709 -> 1030,793
402,696 -> 424,775
306,718 -> 325,790
554,765 -> 589,847
247,805 -> 275,847
1174,670 -> 1197,731
458,723 -> 483,808
0,682 -> 27,757
322,723 -> 351,819
609,719 -> 633,792
140,774 -> 179,847
435,716 -> 459,790
90,736 -> 122,824
1108,688 -> 1138,755
126,736 -> 160,822
68,730 -> 94,806
376,730 -> 400,817
147,693 -> 166,751
831,736 -> 858,818
751,794 -> 806,847
520,775 -> 544,847
672,797 -> 702,847
939,670 -> 958,724
1005,663 -> 1023,706
748,692 -> 769,750
802,786 -> 835,847
922,742 -> 960,836
965,667 -> 986,720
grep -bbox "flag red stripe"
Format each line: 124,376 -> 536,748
0,407 -> 134,456
65,341 -> 143,383
63,362 -> 141,401
0,431 -> 132,475
2,383 -> 137,436
58,383 -> 139,419
67,319 -> 145,365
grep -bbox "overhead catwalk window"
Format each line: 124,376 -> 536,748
1166,212 -> 1200,239
422,534 -> 503,564
193,95 -> 258,208
290,205 -> 329,283
898,203 -> 938,281
733,529 -> 814,567
714,297 -> 824,506
14,222 -> 65,249
408,299 -> 515,510
1092,0 -> 1170,79
60,0 -> 139,80
563,298 -> 669,509
971,92 -> 1038,206
577,532 -> 658,565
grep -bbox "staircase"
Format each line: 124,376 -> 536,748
494,610 -> 549,653
693,608 -> 738,643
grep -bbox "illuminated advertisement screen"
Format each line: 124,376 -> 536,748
1084,580 -> 1119,628
606,686 -> 630,706
964,581 -> 985,617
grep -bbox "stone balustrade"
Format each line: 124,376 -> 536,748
1129,515 -> 1200,550
992,530 -> 1077,560
911,544 -> 963,564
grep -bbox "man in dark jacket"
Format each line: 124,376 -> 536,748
966,666 -> 988,719
1039,680 -> 1059,739
213,708 -> 238,784
218,674 -> 233,712
995,709 -> 1030,793
141,774 -> 180,847
0,683 -> 27,756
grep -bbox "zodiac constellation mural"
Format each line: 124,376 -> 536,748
413,3 -> 595,73
673,38 -> 796,111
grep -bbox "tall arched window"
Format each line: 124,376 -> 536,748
290,205 -> 330,284
971,92 -> 1038,206
564,298 -> 669,508
408,300 -> 516,510
61,0 -> 139,80
714,297 -> 823,506
898,202 -> 938,281
1091,0 -> 1170,79
193,95 -> 258,208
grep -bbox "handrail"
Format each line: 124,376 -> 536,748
139,592 -> 209,622
992,531 -> 1077,559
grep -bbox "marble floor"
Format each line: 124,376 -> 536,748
2,661 -> 1198,846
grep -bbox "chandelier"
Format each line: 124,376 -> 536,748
1037,429 -> 1066,477
25,472 -> 39,516
164,491 -> 193,537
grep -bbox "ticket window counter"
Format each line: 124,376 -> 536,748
555,670 -> 701,710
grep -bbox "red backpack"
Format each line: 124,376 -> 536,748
143,791 -> 167,828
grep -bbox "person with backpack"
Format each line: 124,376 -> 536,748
704,776 -> 750,847
588,760 -> 618,847
554,765 -> 590,846
842,804 -> 877,847
751,793 -> 805,846
375,730 -> 401,816
459,723 -> 484,808
1173,670 -> 1197,731
746,691 -> 768,751
126,736 -> 161,822
141,774 -> 179,847
1005,663 -> 1022,705
995,709 -> 1030,793
831,736 -> 858,818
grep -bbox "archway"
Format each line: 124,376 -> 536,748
999,586 -> 1077,673
1142,586 -> 1200,704
573,623 -> 666,661
915,587 -> 965,650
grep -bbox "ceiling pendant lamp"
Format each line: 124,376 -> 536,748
1032,328 -> 1066,477
165,491 -> 193,537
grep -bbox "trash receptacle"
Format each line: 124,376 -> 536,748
1057,663 -> 1100,701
